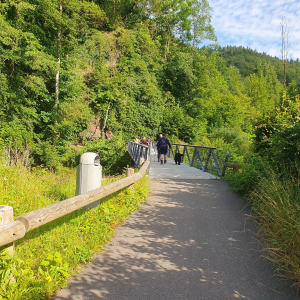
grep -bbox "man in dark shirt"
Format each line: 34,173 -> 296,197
156,133 -> 172,165
156,134 -> 162,161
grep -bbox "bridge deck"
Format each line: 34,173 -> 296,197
149,159 -> 219,180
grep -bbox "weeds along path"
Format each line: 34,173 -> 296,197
53,179 -> 298,300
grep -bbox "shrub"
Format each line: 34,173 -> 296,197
84,135 -> 128,175
225,154 -> 269,197
254,99 -> 300,168
33,141 -> 61,169
208,127 -> 253,163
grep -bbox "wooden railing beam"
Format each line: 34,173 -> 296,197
0,161 -> 150,249
16,160 -> 149,233
0,221 -> 26,249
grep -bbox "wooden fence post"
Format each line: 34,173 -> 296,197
139,157 -> 145,166
126,168 -> 134,177
0,206 -> 14,255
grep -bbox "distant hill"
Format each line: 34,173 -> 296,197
219,46 -> 300,85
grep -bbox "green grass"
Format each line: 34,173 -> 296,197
227,160 -> 300,287
0,165 -> 76,217
0,165 -> 149,299
247,166 -> 300,286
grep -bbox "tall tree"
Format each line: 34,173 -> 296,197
244,63 -> 283,115
137,0 -> 215,60
55,2 -> 62,108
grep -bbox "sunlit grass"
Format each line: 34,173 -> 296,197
0,165 -> 149,299
0,165 -> 127,218
0,165 -> 76,217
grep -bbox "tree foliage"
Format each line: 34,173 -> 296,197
219,45 -> 300,85
0,0 -> 297,171
254,100 -> 300,165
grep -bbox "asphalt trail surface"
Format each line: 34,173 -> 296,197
53,179 -> 299,300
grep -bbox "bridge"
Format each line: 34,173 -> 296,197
52,142 -> 297,300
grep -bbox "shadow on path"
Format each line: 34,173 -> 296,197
53,179 -> 298,300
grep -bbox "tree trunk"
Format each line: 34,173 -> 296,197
55,3 -> 62,108
102,103 -> 110,140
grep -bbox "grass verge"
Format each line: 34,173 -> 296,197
226,161 -> 300,287
0,166 -> 149,299
247,166 -> 300,286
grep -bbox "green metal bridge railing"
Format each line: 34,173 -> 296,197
168,144 -> 229,177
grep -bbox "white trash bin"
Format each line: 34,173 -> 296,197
76,152 -> 102,210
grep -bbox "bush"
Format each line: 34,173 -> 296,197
56,135 -> 131,175
0,120 -> 34,149
254,99 -> 300,168
225,154 -> 269,197
84,136 -> 129,175
208,127 -> 253,163
33,141 -> 61,169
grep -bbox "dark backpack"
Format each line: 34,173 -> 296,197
160,138 -> 167,149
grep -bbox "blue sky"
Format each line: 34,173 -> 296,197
206,0 -> 300,60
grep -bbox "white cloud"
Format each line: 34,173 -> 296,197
206,0 -> 300,60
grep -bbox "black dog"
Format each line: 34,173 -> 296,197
174,153 -> 183,165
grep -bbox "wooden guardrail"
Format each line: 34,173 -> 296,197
223,161 -> 240,173
0,161 -> 150,251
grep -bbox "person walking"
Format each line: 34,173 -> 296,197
134,135 -> 140,143
147,136 -> 151,147
140,136 -> 148,157
156,133 -> 172,165
140,136 -> 148,146
156,134 -> 162,162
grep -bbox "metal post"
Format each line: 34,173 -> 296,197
196,147 -> 204,171
211,150 -> 222,176
133,144 -> 138,166
183,145 -> 191,166
204,149 -> 212,172
137,146 -> 143,167
191,148 -> 197,167
133,144 -> 138,163
222,150 -> 230,177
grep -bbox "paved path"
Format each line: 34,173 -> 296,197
53,161 -> 298,300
